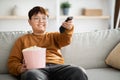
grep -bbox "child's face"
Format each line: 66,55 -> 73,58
28,12 -> 47,34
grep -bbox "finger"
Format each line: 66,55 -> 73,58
61,22 -> 67,27
21,68 -> 27,73
23,64 -> 27,68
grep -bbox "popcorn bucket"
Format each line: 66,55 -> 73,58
22,46 -> 46,69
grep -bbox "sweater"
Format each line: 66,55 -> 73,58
7,27 -> 74,76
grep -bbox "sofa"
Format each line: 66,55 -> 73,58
0,29 -> 120,80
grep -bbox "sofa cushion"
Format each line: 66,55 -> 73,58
0,31 -> 27,74
61,29 -> 120,69
86,68 -> 120,80
0,74 -> 17,80
105,42 -> 120,69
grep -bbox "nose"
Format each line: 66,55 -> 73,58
38,18 -> 44,22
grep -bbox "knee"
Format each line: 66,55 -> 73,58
25,70 -> 36,77
69,66 -> 88,80
21,70 -> 37,80
21,69 -> 47,80
69,66 -> 84,74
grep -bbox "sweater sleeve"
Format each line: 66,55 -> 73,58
54,26 -> 74,48
7,37 -> 23,76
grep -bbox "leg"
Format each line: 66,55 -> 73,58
50,65 -> 88,80
21,69 -> 49,80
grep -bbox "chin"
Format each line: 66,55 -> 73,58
40,30 -> 45,33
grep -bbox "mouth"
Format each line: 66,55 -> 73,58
37,24 -> 44,27
37,24 -> 45,30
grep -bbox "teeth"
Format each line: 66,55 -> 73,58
38,25 -> 43,26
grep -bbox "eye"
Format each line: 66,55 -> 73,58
34,17 -> 39,20
42,17 -> 47,20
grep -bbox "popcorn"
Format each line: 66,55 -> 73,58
22,46 -> 42,52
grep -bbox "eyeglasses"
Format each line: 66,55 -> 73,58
32,17 -> 48,22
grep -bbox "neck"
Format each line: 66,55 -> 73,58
33,32 -> 45,35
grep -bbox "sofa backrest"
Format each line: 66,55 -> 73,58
0,31 -> 27,74
61,29 -> 120,69
1,29 -> 120,73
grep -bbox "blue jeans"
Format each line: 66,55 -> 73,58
21,64 -> 88,80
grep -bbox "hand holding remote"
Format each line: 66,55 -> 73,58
59,16 -> 73,33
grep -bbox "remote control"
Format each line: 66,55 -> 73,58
59,16 -> 73,33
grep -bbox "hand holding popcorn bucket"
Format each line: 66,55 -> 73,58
22,46 -> 46,69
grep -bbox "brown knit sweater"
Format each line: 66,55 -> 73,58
7,27 -> 74,76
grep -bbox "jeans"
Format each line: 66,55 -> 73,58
21,64 -> 88,80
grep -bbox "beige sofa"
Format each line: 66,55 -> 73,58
0,29 -> 120,80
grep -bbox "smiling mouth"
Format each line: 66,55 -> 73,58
37,24 -> 44,27
37,25 -> 45,29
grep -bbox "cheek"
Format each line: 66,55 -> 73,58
43,23 -> 47,28
43,25 -> 46,30
29,21 -> 35,26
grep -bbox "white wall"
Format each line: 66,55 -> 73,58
0,0 -> 56,16
0,0 -> 58,32
60,0 -> 109,16
0,0 -> 113,33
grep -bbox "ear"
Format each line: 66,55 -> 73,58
28,19 -> 32,26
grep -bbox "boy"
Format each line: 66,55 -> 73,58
8,6 -> 88,80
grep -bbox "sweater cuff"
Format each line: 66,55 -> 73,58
16,64 -> 22,76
